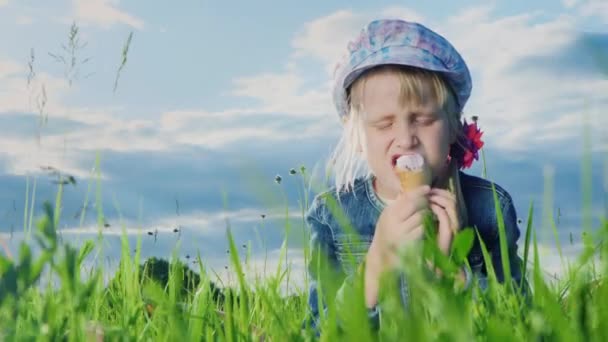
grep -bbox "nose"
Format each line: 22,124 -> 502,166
394,119 -> 418,149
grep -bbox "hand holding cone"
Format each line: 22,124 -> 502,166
395,153 -> 437,236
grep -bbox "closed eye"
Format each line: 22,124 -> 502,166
412,114 -> 437,126
374,121 -> 393,130
376,121 -> 392,129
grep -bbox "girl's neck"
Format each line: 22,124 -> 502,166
372,177 -> 399,201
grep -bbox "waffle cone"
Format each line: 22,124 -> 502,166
397,168 -> 431,192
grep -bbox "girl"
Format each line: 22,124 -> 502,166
305,18 -> 526,332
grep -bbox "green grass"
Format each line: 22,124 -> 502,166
0,151 -> 606,341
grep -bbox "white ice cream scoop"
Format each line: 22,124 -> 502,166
395,153 -> 425,172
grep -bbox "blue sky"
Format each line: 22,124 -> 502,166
1,0 -> 607,285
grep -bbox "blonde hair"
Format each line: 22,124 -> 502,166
327,65 -> 469,227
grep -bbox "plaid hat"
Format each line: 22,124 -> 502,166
332,19 -> 472,119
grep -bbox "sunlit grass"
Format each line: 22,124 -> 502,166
0,135 -> 606,341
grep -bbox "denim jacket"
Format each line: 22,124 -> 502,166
304,171 -> 526,333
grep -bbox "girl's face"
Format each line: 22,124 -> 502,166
355,71 -> 454,199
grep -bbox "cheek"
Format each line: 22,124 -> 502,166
362,131 -> 389,160
439,127 -> 452,153
423,126 -> 451,159
369,134 -> 391,153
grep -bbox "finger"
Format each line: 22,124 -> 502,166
430,204 -> 450,235
429,195 -> 458,230
407,184 -> 432,196
430,203 -> 453,255
430,188 -> 456,200
429,194 -> 459,232
399,210 -> 424,233
428,190 -> 456,209
395,186 -> 431,220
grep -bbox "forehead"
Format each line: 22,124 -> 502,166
352,71 -> 442,118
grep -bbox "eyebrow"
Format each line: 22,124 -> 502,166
368,113 -> 395,123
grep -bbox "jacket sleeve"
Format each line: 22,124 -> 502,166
302,199 -> 381,335
304,209 -> 338,333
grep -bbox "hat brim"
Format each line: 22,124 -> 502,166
342,45 -> 459,92
333,44 -> 470,118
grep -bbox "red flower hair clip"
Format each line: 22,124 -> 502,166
449,116 -> 485,169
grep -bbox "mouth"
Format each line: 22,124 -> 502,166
391,153 -> 417,168
390,154 -> 401,168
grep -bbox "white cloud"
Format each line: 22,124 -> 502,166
0,63 -> 92,176
291,10 -> 367,70
233,72 -> 305,105
160,109 -> 240,131
57,225 -> 169,236
470,71 -> 608,152
0,0 -> 7,7
579,0 -> 608,22
0,136 -> 99,179
200,7 -> 425,134
533,239 -> 606,282
3,206 -> 306,239
0,119 -> 176,176
159,110 -> 339,150
143,7 -> 433,152
442,10 -> 576,69
209,247 -> 308,294
0,73 -> 67,119
169,207 -> 305,226
72,0 -> 144,30
15,15 -> 34,25
425,6 -> 608,152
158,98 -> 339,150
0,59 -> 23,78
0,68 -> 162,177
290,7 -> 425,74
230,72 -> 333,117
174,127 -> 293,149
0,56 -> 331,177
563,0 -> 608,23
0,55 -> 177,175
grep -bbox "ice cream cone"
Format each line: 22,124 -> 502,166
398,169 -> 431,191
395,154 -> 431,192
